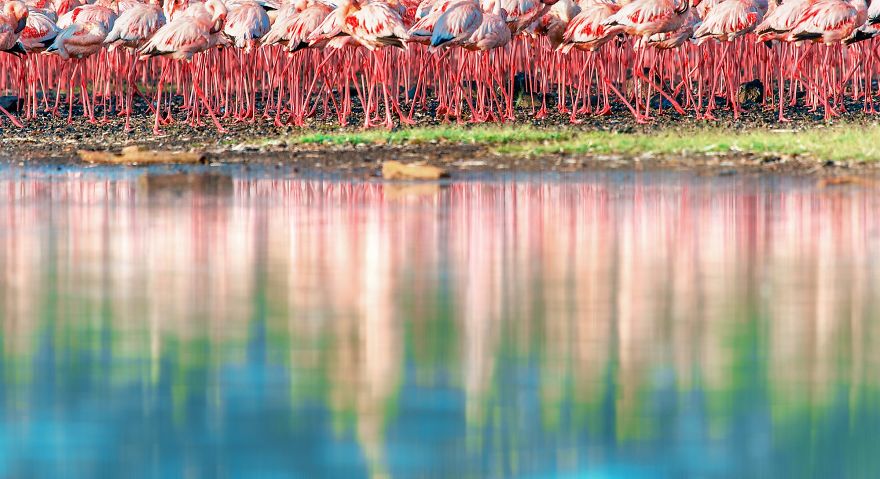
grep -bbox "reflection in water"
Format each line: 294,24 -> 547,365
1,168 -> 880,477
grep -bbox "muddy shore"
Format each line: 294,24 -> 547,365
3,97 -> 880,177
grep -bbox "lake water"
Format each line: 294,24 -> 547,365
1,164 -> 879,478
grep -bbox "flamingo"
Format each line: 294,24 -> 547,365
844,0 -> 880,43
20,9 -> 57,52
224,0 -> 270,50
0,1 -> 27,126
644,11 -> 693,48
338,0 -> 411,127
789,0 -> 868,45
754,0 -> 814,41
104,0 -> 165,49
602,0 -> 695,120
558,0 -> 622,52
431,0 -> 482,47
45,2 -> 116,122
535,0 -> 580,48
138,0 -> 228,133
307,0 -> 352,47
602,0 -> 694,37
262,0 -> 330,50
0,1 -> 29,55
693,0 -> 763,118
261,0 -> 307,46
456,0 -> 512,120
103,0 -> 165,129
463,0 -> 510,50
693,0 -> 762,42
341,0 -> 410,49
499,0 -> 557,34
788,0 -> 869,117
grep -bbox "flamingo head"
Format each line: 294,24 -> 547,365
4,1 -> 28,32
205,0 -> 228,33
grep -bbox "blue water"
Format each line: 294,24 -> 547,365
1,164 -> 879,478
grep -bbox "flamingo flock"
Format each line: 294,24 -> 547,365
0,0 -> 875,131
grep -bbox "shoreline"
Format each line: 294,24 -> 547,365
4,115 -> 880,176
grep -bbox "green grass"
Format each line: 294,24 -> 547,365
271,124 -> 880,162
288,125 -> 574,146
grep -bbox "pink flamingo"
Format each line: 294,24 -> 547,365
223,0 -> 271,119
463,0 -> 510,50
500,0 -> 555,34
558,0 -> 622,52
262,0 -> 330,50
341,0 -> 411,127
789,0 -> 867,45
755,0 -> 814,41
262,0 -> 307,46
0,1 -> 28,55
431,0 -> 482,47
103,0 -> 165,129
602,0 -> 695,120
459,0 -> 512,120
602,0 -> 693,37
45,3 -> 117,122
535,0 -> 580,48
104,0 -> 165,49
20,9 -> 57,52
693,0 -> 763,118
0,1 -> 27,126
261,0 -> 330,125
753,0 -> 815,120
307,0 -> 352,48
224,0 -> 270,50
52,0 -> 81,17
558,0 -> 627,118
138,0 -> 228,133
789,0 -> 868,117
645,11 -> 693,48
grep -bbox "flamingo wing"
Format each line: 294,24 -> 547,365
285,4 -> 331,50
307,7 -> 344,44
104,4 -> 165,47
20,10 -> 59,51
139,15 -> 212,59
345,2 -> 409,49
790,0 -> 856,42
224,2 -> 270,49
431,1 -> 481,46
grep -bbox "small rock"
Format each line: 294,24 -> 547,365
78,146 -> 205,164
382,160 -> 448,180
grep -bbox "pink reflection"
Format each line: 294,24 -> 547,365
1,173 -> 880,451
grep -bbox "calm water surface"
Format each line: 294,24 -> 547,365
1,165 -> 880,478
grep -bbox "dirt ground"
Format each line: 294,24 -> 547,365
3,92 -> 880,177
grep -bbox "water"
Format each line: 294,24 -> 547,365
1,164 -> 880,478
